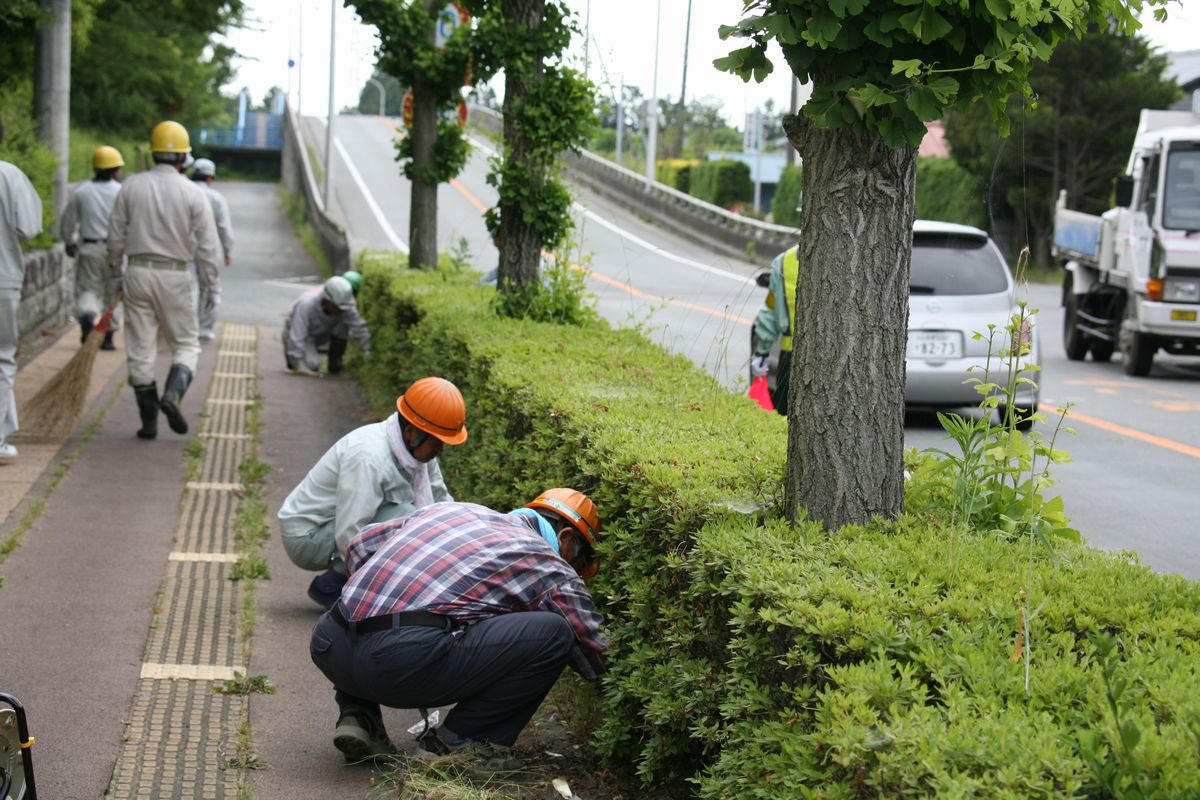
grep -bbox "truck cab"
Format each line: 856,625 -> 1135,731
1055,95 -> 1200,375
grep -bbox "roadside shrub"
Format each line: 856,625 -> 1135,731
656,158 -> 698,193
773,164 -> 803,227
0,81 -> 55,244
916,156 -> 987,229
356,254 -> 1200,797
689,159 -> 752,208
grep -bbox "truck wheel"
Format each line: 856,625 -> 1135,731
1119,299 -> 1155,376
1089,340 -> 1115,362
1062,281 -> 1089,361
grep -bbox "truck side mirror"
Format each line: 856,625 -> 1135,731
754,270 -> 771,288
1115,175 -> 1134,208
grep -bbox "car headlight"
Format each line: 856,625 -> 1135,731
1164,277 -> 1200,303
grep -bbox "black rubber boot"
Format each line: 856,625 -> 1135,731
327,337 -> 348,375
134,384 -> 159,440
159,365 -> 193,435
100,330 -> 115,351
79,313 -> 95,344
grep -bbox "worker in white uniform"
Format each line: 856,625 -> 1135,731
277,376 -> 467,608
282,275 -> 371,375
0,124 -> 44,463
60,145 -> 124,351
190,158 -> 233,341
108,120 -> 222,440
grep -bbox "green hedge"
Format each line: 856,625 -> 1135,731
656,158 -> 698,193
0,81 -> 55,244
773,164 -> 803,227
916,156 -> 987,229
357,255 -> 1200,797
689,159 -> 752,208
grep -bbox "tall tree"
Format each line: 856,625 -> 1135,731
945,28 -> 1180,264
352,0 -> 482,269
717,0 -> 1167,529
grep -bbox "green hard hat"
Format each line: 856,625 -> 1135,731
342,270 -> 363,295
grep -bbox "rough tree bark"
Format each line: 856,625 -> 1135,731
782,110 -> 917,529
498,0 -> 546,288
408,69 -> 439,269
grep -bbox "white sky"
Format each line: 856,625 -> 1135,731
221,0 -> 1200,123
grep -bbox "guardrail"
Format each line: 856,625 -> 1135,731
280,102 -> 351,275
468,104 -> 799,262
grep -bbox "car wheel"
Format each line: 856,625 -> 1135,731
1119,297 -> 1155,377
1062,276 -> 1089,361
1088,340 -> 1115,362
999,403 -> 1037,431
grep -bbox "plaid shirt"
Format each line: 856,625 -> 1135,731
343,502 -> 606,665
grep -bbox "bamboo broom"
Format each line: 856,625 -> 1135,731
18,300 -> 119,441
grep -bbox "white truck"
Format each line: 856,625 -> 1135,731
1054,94 -> 1200,375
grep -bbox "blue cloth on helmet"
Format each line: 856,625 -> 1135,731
508,508 -> 559,554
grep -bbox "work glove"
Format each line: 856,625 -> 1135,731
65,242 -> 79,258
750,354 -> 771,378
203,287 -> 222,314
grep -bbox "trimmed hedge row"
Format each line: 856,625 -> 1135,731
657,159 -> 699,193
689,159 -> 752,209
357,256 -> 1200,797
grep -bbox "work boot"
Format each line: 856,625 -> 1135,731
100,330 -> 115,351
79,313 -> 95,344
159,364 -> 193,435
333,707 -> 396,763
307,568 -> 348,609
415,727 -> 524,773
327,337 -> 348,375
134,384 -> 159,440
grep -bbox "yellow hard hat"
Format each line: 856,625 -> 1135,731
149,120 -> 191,154
92,145 -> 124,170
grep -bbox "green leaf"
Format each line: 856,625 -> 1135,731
983,0 -> 1011,20
856,83 -> 898,108
899,4 -> 954,43
804,6 -> 843,45
926,75 -> 960,104
892,58 -> 924,78
906,87 -> 943,122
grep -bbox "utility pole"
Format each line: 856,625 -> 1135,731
644,0 -> 661,183
615,75 -> 624,168
672,0 -> 692,159
34,0 -> 71,216
323,0 -> 337,209
786,76 -> 799,166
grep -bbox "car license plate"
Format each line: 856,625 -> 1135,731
908,331 -> 962,359
1171,309 -> 1197,322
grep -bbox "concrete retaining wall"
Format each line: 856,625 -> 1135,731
468,105 -> 799,263
280,102 -> 352,275
18,246 -> 74,354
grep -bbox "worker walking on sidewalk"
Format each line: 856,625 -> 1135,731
309,490 -> 606,769
108,120 -> 222,440
60,146 -> 124,351
278,376 -> 466,608
0,124 -> 45,463
190,158 -> 233,342
282,274 -> 371,375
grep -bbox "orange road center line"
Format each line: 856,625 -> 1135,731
1043,403 -> 1200,460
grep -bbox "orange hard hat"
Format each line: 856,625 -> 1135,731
526,488 -> 600,548
396,377 -> 468,445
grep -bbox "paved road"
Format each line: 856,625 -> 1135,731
309,113 -> 1200,580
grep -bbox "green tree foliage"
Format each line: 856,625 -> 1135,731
0,82 -> 55,240
355,70 -> 405,116
773,163 -> 803,226
915,156 -> 986,229
945,28 -> 1179,263
70,0 -> 243,135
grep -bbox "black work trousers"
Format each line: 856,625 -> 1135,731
310,609 -> 574,746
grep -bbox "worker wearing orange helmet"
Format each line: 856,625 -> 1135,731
309,488 -> 606,769
278,376 -> 467,607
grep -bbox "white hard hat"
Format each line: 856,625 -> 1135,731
193,158 -> 216,178
182,153 -> 195,170
322,275 -> 355,307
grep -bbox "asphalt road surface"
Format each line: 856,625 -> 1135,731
307,114 -> 1200,580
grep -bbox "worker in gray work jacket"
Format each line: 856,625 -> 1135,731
189,158 -> 233,342
282,275 -> 371,375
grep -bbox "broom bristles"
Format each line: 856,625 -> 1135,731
18,327 -> 105,441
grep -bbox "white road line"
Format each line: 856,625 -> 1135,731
467,136 -> 756,288
332,135 -> 410,253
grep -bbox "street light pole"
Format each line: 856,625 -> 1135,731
323,0 -> 336,209
367,77 -> 386,116
644,0 -> 661,183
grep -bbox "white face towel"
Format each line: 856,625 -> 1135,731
386,412 -> 434,508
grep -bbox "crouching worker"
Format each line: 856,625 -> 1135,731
283,274 -> 370,375
278,376 -> 466,608
309,489 -> 606,770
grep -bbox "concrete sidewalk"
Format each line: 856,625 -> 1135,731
0,181 -> 405,798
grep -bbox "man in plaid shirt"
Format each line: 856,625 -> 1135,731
310,489 -> 606,771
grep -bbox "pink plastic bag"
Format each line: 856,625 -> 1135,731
748,375 -> 774,411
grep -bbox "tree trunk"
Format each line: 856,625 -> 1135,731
408,69 -> 439,269
499,0 -> 546,289
781,112 -> 916,529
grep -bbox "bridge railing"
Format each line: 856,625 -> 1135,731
468,104 -> 799,262
280,101 -> 351,274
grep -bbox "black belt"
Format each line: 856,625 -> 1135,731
330,603 -> 458,634
83,237 -> 106,243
